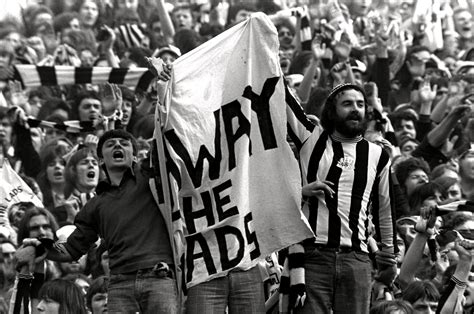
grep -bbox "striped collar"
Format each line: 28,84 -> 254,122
330,132 -> 363,143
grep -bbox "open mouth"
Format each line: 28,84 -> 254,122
87,171 -> 96,179
113,151 -> 124,159
54,171 -> 63,177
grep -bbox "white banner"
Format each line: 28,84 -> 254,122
159,12 -> 313,288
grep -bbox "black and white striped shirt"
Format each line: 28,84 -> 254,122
286,87 -> 396,254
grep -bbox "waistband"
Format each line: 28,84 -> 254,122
305,243 -> 367,254
113,262 -> 175,279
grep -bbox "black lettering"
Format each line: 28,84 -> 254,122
222,100 -> 251,171
183,192 -> 215,234
186,233 -> 216,283
244,212 -> 260,259
215,225 -> 245,270
243,77 -> 279,150
213,179 -> 238,222
165,110 -> 222,188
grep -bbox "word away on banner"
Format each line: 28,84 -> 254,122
158,12 -> 314,289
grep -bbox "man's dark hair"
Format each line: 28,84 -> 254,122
319,84 -> 368,134
86,276 -> 109,311
97,129 -> 138,158
388,111 -> 418,130
395,157 -> 431,189
226,2 -> 257,26
408,182 -> 443,213
402,280 -> 440,304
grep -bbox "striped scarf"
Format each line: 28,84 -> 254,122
13,65 -> 155,92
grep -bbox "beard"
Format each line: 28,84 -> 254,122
334,111 -> 367,137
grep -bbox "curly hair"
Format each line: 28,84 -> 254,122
395,157 -> 430,190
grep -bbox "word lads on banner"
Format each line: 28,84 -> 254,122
157,13 -> 314,288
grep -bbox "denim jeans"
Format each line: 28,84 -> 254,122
294,246 -> 373,314
185,265 -> 265,314
108,268 -> 178,313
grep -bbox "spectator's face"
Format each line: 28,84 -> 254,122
33,13 -> 53,30
411,297 -> 437,314
173,9 -> 193,30
333,89 -> 366,137
0,117 -> 12,146
407,50 -> 430,78
5,32 -> 22,49
399,1 -> 415,21
460,150 -> 474,181
46,157 -> 66,185
101,137 -> 135,171
454,10 -> 473,39
9,204 -> 26,228
278,26 -> 293,48
352,0 -> 372,16
404,169 -> 429,196
1,243 -> 16,268
80,50 -> 95,67
394,119 -> 416,143
80,0 -> 99,27
121,99 -> 133,126
37,298 -> 60,314
75,154 -> 99,192
69,18 -> 81,31
446,182 -> 462,201
116,0 -> 138,11
0,50 -> 12,68
400,139 -> 418,157
234,9 -> 253,24
78,98 -> 102,122
151,21 -> 163,37
160,52 -> 177,66
422,191 -> 443,208
44,129 -> 67,145
28,214 -> 54,239
91,292 -> 107,314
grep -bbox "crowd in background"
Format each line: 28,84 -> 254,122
0,0 -> 474,313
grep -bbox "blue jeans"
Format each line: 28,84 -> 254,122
295,246 -> 373,314
108,268 -> 178,313
186,265 -> 265,314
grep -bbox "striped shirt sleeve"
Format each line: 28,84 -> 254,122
284,82 -> 314,150
373,149 -> 397,254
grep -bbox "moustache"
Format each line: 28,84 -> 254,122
345,112 -> 362,121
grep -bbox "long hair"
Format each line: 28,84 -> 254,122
319,84 -> 368,134
38,279 -> 88,314
64,146 -> 100,198
17,206 -> 59,244
36,143 -> 70,210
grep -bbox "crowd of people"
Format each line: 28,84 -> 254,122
0,0 -> 473,313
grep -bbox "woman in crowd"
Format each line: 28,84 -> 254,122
36,144 -> 70,211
